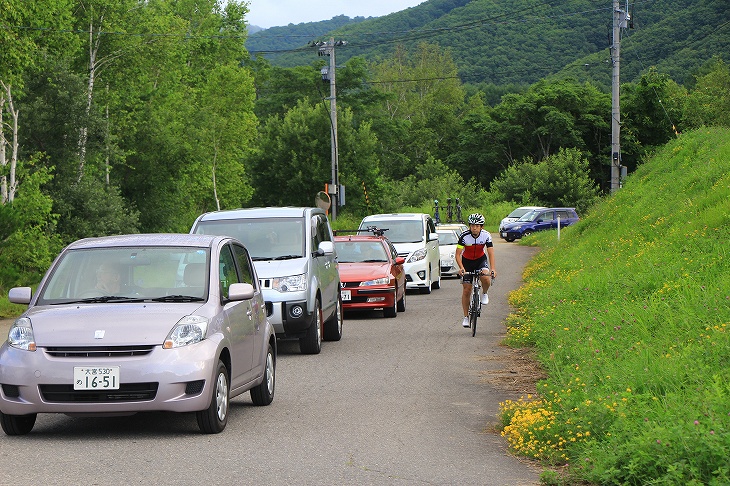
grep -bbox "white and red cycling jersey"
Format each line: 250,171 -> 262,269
457,229 -> 493,262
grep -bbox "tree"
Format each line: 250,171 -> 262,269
682,58 -> 730,129
367,43 -> 466,181
490,148 -> 600,213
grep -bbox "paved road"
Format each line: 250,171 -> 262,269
0,237 -> 540,485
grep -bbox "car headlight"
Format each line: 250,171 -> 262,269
512,225 -> 522,230
163,315 -> 209,349
8,317 -> 36,351
360,277 -> 391,286
272,274 -> 307,292
407,248 -> 427,263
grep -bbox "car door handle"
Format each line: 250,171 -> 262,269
247,309 -> 253,320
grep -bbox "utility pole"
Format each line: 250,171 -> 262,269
611,0 -> 630,193
316,38 -> 346,220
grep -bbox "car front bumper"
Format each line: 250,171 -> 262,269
0,339 -> 222,416
340,285 -> 396,312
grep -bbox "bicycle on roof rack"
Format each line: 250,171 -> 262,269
333,226 -> 389,237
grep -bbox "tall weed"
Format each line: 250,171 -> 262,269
500,127 -> 730,484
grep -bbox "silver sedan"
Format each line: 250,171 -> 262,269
0,233 -> 276,435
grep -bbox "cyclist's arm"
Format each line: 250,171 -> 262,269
486,245 -> 496,278
455,245 -> 465,275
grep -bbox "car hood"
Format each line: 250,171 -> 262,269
22,303 -> 205,347
252,258 -> 307,278
338,263 -> 391,282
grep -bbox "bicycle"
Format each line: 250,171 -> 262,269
467,268 -> 494,337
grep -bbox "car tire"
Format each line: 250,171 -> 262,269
383,294 -> 397,318
250,344 -> 275,406
523,230 -> 533,238
432,266 -> 441,290
506,237 -> 515,242
396,286 -> 406,312
0,412 -> 36,436
420,270 -> 432,294
196,360 -> 229,434
323,296 -> 343,341
300,299 -> 322,354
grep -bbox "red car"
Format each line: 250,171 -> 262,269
334,234 -> 406,317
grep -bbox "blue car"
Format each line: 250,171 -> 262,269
500,208 -> 580,242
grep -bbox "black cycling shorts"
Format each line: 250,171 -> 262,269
461,256 -> 490,284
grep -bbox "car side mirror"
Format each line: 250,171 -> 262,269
395,257 -> 406,265
227,282 -> 255,301
8,287 -> 32,305
317,240 -> 335,256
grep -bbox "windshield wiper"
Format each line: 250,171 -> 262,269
59,296 -> 145,304
150,295 -> 205,302
272,254 -> 301,260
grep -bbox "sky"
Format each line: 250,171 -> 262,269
246,0 -> 426,29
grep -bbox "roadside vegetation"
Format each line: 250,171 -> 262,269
499,127 -> 730,485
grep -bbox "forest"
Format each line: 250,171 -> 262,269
0,0 -> 728,290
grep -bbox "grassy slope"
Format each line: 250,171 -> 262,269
501,127 -> 730,484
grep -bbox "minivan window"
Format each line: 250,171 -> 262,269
194,218 -> 304,260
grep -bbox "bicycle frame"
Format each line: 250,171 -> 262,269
467,269 -> 482,337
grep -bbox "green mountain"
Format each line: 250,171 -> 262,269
247,0 -> 729,88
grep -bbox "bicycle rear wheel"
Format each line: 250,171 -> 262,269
469,286 -> 480,336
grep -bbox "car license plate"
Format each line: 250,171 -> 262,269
341,290 -> 351,301
74,366 -> 120,390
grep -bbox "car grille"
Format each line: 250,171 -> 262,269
44,346 -> 156,358
39,383 -> 159,402
341,282 -> 361,288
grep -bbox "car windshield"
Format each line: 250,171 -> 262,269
437,231 -> 458,245
363,220 -> 423,244
508,208 -> 533,218
335,241 -> 387,263
517,210 -> 540,222
194,218 -> 305,260
37,246 -> 210,305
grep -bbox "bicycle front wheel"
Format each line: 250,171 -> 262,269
469,286 -> 480,336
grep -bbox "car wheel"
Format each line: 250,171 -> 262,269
250,344 -> 275,406
299,298 -> 322,354
396,286 -> 406,312
383,293 -> 397,318
523,230 -> 533,238
196,360 -> 229,434
420,270 -> 432,294
432,266 -> 441,290
323,296 -> 343,341
0,412 -> 36,436
505,237 -> 515,242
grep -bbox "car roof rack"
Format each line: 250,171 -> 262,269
333,226 -> 389,237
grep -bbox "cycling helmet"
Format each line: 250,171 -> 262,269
467,213 -> 485,225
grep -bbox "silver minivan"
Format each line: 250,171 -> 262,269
191,207 -> 342,354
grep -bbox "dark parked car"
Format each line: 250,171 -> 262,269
500,208 -> 580,242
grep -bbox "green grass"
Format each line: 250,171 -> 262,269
500,127 -> 730,484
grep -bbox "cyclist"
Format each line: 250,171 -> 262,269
456,213 -> 496,328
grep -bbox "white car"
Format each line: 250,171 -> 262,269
436,229 -> 460,277
498,206 -> 547,232
359,213 -> 441,294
